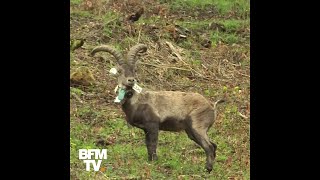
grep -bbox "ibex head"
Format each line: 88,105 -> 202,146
91,44 -> 147,89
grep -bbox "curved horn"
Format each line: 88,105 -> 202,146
91,45 -> 125,65
127,44 -> 147,66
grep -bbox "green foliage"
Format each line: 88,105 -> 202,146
71,0 -> 83,6
170,0 -> 250,17
102,11 -> 121,37
71,10 -> 93,17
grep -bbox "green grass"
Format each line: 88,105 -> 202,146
70,101 -> 249,179
211,31 -> 239,45
175,19 -> 249,32
220,19 -> 249,32
71,10 -> 93,18
209,19 -> 249,45
176,20 -> 212,32
71,0 -> 83,6
100,11 -> 122,38
70,87 -> 84,96
170,0 -> 249,17
174,18 -> 249,46
139,16 -> 164,24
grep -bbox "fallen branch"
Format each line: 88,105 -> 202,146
165,41 -> 188,66
139,62 -> 192,72
213,78 -> 230,83
201,64 -> 208,70
238,112 -> 249,119
164,41 -> 210,78
238,72 -> 250,78
137,27 -> 142,43
140,62 -> 229,82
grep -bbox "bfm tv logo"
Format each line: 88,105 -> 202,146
79,149 -> 107,171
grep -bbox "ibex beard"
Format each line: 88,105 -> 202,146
91,44 -> 225,173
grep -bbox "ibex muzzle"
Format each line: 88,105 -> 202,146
91,44 -> 225,173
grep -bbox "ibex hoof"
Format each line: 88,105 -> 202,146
148,155 -> 158,161
206,166 -> 213,173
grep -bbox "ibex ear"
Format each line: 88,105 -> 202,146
109,67 -> 118,75
109,66 -> 121,76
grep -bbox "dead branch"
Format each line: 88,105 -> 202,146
165,41 -> 188,66
139,62 -> 192,72
239,112 -> 249,119
237,72 -> 250,78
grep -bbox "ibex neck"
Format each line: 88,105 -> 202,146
121,89 -> 139,122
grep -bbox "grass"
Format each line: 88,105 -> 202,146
70,0 -> 250,179
210,31 -> 239,45
71,10 -> 94,18
71,0 -> 83,6
170,0 -> 250,18
174,18 -> 249,47
209,19 -> 249,45
220,19 -> 249,32
70,109 -> 248,179
101,12 -> 122,38
70,83 -> 250,179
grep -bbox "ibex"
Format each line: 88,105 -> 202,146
91,44 -> 225,172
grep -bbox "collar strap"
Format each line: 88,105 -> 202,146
114,87 -> 134,103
